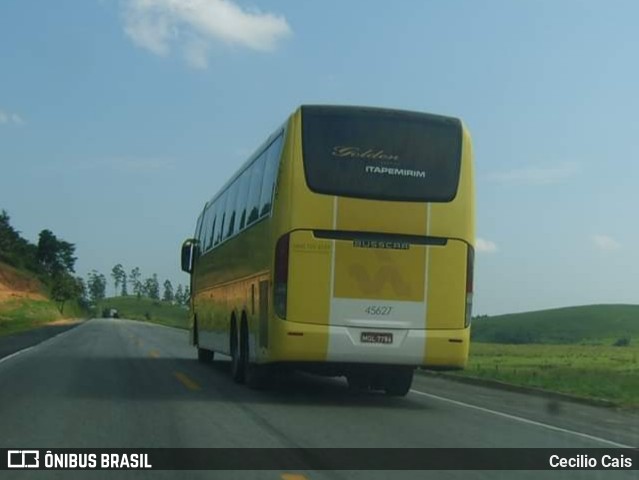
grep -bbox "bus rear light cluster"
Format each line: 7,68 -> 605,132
274,233 -> 290,319
464,245 -> 474,328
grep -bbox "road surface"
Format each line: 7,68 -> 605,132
0,318 -> 636,479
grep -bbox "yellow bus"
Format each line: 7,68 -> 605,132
181,105 -> 474,396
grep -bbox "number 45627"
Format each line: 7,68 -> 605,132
364,306 -> 392,316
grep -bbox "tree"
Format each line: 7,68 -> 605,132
120,272 -> 128,296
51,272 -> 82,314
174,284 -> 184,305
36,229 -> 76,276
87,270 -> 107,304
144,274 -> 160,300
129,267 -> 142,299
0,210 -> 39,271
111,264 -> 125,297
183,286 -> 190,306
162,279 -> 174,303
75,277 -> 90,310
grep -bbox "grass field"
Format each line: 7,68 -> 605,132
472,304 -> 639,345
100,296 -> 189,329
453,342 -> 639,407
0,297 -> 84,336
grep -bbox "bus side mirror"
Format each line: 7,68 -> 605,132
181,239 -> 196,273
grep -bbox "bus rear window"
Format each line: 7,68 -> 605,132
301,106 -> 463,202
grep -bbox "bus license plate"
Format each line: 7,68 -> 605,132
361,332 -> 393,344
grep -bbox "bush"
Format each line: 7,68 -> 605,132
613,337 -> 631,347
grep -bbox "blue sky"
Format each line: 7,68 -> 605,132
1,0 -> 638,315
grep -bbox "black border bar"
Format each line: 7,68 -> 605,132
2,448 -> 637,470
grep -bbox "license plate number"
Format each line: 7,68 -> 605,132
360,332 -> 393,344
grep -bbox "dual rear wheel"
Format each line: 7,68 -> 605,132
198,317 -> 412,396
230,318 -> 269,389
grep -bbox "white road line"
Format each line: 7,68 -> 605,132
116,318 -> 186,332
0,321 -> 87,365
410,389 -> 633,448
0,346 -> 35,365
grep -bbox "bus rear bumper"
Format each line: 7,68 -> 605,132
269,319 -> 469,369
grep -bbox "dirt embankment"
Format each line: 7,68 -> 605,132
0,262 -> 47,302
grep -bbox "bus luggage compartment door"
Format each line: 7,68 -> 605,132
286,230 -> 467,331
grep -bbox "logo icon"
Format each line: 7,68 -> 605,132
8,450 -> 39,468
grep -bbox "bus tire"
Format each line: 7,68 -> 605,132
193,317 -> 199,346
197,348 -> 214,363
194,318 -> 214,362
230,318 -> 245,383
241,319 -> 268,389
384,367 -> 414,397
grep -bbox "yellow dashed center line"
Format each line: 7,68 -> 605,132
148,350 -> 160,358
281,474 -> 309,480
174,371 -> 201,391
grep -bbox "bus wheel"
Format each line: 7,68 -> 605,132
197,348 -> 214,363
383,367 -> 414,397
194,319 -> 214,363
230,320 -> 245,384
193,319 -> 213,363
240,318 -> 269,389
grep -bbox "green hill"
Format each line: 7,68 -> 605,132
100,296 -> 189,329
471,304 -> 639,345
0,261 -> 84,336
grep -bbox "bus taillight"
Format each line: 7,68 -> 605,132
465,245 -> 474,328
274,233 -> 290,319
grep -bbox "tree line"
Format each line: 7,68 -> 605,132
86,264 -> 189,306
1,209 -> 190,314
0,209 -> 85,314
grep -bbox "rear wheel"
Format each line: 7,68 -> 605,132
194,319 -> 214,363
197,348 -> 214,363
240,318 -> 271,389
383,367 -> 414,397
230,319 -> 245,383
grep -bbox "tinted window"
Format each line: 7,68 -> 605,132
212,192 -> 227,246
195,211 -> 204,247
301,106 -> 462,202
206,205 -> 217,251
246,154 -> 265,226
200,206 -> 211,252
234,171 -> 250,232
224,183 -> 238,240
259,135 -> 283,217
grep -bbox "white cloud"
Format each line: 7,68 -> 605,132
476,237 -> 498,253
11,113 -> 25,125
592,235 -> 620,251
0,109 -> 25,126
121,0 -> 292,68
484,162 -> 578,185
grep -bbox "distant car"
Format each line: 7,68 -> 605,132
102,308 -> 119,319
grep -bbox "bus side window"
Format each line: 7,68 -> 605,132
246,154 -> 266,226
213,192 -> 227,246
201,205 -> 213,253
235,170 -> 250,232
195,211 -> 205,254
225,181 -> 238,240
207,206 -> 217,251
259,135 -> 283,218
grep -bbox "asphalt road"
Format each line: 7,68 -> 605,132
0,318 -> 636,480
